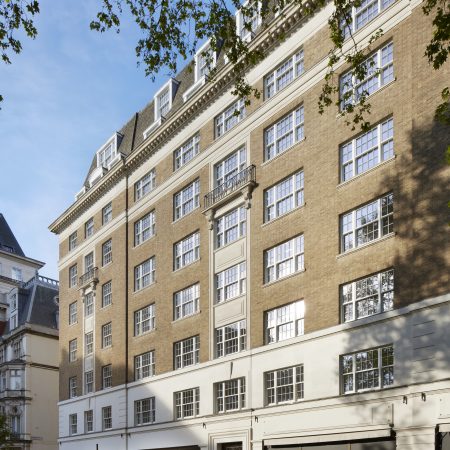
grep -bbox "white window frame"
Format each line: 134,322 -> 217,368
85,332 -> 93,355
85,218 -> 94,238
264,171 -> 304,222
69,414 -> 77,435
174,283 -> 200,320
134,304 -> 155,336
265,106 -> 304,161
69,302 -> 77,325
174,336 -> 199,369
97,143 -> 114,168
340,117 -> 394,182
102,322 -> 112,348
174,179 -> 200,220
102,406 -> 112,430
69,376 -> 77,398
341,269 -> 394,322
69,232 -> 77,251
264,235 -> 304,283
175,387 -> 200,420
340,193 -> 394,252
134,257 -> 155,291
84,292 -> 94,316
216,206 -> 246,248
135,169 -> 156,201
69,264 -> 77,288
84,410 -> 93,433
265,299 -> 305,344
102,239 -> 112,266
85,370 -> 94,394
12,340 -> 21,359
215,378 -> 246,413
102,202 -> 112,225
264,49 -> 304,99
102,281 -> 112,308
135,398 -> 155,426
216,262 -> 246,303
265,365 -> 304,405
174,231 -> 200,270
340,42 -> 394,109
174,134 -> 200,170
11,267 -> 22,281
69,339 -> 77,362
134,211 -> 155,246
215,99 -> 246,138
342,0 -> 395,38
215,319 -> 247,357
195,40 -> 216,82
153,79 -> 178,120
84,252 -> 94,272
236,1 -> 261,42
102,364 -> 112,389
342,345 -> 394,394
9,369 -> 22,390
214,147 -> 247,188
135,351 -> 155,380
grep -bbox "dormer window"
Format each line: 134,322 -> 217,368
184,42 -> 216,102
155,79 -> 178,120
144,79 -> 179,138
236,1 -> 261,42
157,88 -> 170,119
195,41 -> 216,82
97,143 -> 114,168
88,133 -> 123,188
96,133 -> 122,170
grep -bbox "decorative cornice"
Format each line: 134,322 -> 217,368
49,4 -> 312,235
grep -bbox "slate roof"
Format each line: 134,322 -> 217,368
81,47 -> 231,185
4,277 -> 59,335
0,213 -> 25,257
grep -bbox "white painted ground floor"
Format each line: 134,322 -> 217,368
59,293 -> 450,450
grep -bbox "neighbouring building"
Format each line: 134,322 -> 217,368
0,213 -> 59,449
49,0 -> 450,448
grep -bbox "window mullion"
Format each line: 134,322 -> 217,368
378,347 -> 382,386
377,197 -> 382,233
377,272 -> 382,313
351,210 -> 356,249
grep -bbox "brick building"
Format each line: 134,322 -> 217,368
49,0 -> 450,448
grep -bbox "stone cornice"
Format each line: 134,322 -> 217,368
49,4 -> 311,235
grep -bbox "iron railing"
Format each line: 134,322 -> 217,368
79,267 -> 98,288
204,165 -> 256,209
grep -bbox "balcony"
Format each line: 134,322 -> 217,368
79,267 -> 98,289
204,165 -> 257,211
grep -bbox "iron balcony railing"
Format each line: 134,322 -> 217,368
204,165 -> 256,209
79,267 -> 98,288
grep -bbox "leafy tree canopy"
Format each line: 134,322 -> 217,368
0,0 -> 449,129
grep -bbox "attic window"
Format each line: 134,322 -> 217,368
157,88 -> 170,118
236,1 -> 261,42
155,79 -> 179,120
195,41 -> 216,82
97,143 -> 114,168
89,133 -> 123,187
183,42 -> 216,102
143,79 -> 179,138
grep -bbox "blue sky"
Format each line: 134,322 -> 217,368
0,0 -> 177,279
